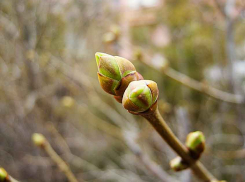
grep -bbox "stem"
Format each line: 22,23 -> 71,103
9,176 -> 20,182
141,108 -> 217,182
43,141 -> 79,182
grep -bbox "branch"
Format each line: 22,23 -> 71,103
141,108 -> 217,181
32,133 -> 79,182
140,58 -> 244,104
123,130 -> 179,182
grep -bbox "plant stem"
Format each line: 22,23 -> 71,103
141,108 -> 217,182
43,141 -> 79,182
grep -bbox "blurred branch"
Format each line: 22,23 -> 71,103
217,149 -> 245,159
213,0 -> 227,17
140,58 -> 244,104
123,130 -> 179,182
32,134 -> 79,182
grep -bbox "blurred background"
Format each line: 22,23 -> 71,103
0,0 -> 245,181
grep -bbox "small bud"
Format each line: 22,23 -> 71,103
133,48 -> 143,61
103,32 -> 116,44
186,131 -> 205,158
61,96 -> 75,108
0,168 -> 9,182
95,52 -> 139,96
109,24 -> 120,37
32,133 -> 46,147
170,157 -> 188,171
122,80 -> 159,113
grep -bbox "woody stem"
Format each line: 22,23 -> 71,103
141,108 -> 217,182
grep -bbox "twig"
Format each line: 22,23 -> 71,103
215,148 -> 245,159
141,59 -> 244,104
123,131 -> 179,182
32,134 -> 79,182
213,0 -> 227,17
142,108 -> 217,181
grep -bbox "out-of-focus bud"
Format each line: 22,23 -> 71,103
186,131 -> 205,159
133,48 -> 143,61
170,157 -> 188,172
32,133 -> 46,147
61,96 -> 75,108
122,80 -> 159,113
95,52 -> 139,96
110,24 -> 120,37
0,168 -> 9,182
103,32 -> 116,44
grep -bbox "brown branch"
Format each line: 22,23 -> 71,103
140,58 -> 244,104
213,0 -> 227,17
141,108 -> 217,181
123,131 -> 179,182
32,134 -> 79,182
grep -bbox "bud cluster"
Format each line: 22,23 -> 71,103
95,52 -> 158,113
170,131 -> 206,172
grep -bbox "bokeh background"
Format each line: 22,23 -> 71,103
1,0 -> 245,181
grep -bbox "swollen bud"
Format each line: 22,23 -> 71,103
186,131 -> 205,159
170,157 -> 188,172
32,133 -> 46,147
95,52 -> 139,96
122,80 -> 159,113
0,168 -> 9,182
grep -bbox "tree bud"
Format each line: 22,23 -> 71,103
170,157 -> 188,172
32,133 -> 46,147
95,52 -> 138,96
122,80 -> 159,113
186,131 -> 205,158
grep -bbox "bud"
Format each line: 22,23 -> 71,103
0,168 -> 8,182
186,131 -> 205,158
61,96 -> 75,108
122,80 -> 159,113
103,32 -> 116,44
32,133 -> 46,147
170,157 -> 188,171
109,24 -> 120,37
95,52 -> 138,96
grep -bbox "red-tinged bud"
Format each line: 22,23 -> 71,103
95,52 -> 139,96
122,80 -> 159,113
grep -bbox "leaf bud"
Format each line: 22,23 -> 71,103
122,80 -> 159,113
95,52 -> 139,96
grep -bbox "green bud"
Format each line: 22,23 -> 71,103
32,133 -> 46,147
186,131 -> 205,157
95,52 -> 138,96
122,80 -> 159,113
0,168 -> 9,182
103,32 -> 116,43
170,157 -> 188,172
